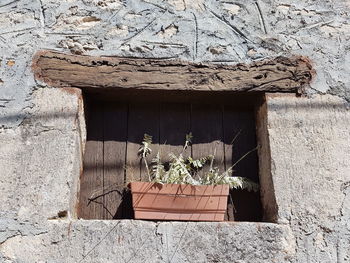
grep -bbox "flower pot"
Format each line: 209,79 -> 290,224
129,182 -> 229,221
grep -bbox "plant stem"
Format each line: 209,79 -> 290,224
230,146 -> 258,169
143,157 -> 151,182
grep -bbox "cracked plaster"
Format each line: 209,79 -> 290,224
0,0 -> 350,262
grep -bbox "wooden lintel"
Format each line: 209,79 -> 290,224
32,50 -> 314,94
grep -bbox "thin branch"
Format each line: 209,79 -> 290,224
142,0 -> 172,13
44,32 -> 90,36
87,199 -> 114,218
0,0 -> 19,8
121,17 -> 158,45
107,7 -> 124,22
255,0 -> 267,34
207,7 -> 254,44
230,128 -> 243,145
191,12 -> 198,60
0,27 -> 37,36
231,146 -> 257,168
304,19 -> 334,30
88,188 -> 123,204
182,0 -> 187,10
38,0 -> 45,27
141,40 -> 187,47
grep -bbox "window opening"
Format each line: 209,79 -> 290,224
79,91 -> 262,221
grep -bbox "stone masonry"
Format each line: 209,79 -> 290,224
0,0 -> 350,262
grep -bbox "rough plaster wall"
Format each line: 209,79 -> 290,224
0,0 -> 350,262
266,94 -> 350,263
0,0 -> 350,129
0,220 -> 295,263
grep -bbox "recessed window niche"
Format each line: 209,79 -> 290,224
78,90 -> 263,222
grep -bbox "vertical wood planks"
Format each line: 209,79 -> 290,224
126,103 -> 160,182
159,103 -> 191,164
191,104 -> 225,178
223,109 -> 247,221
103,102 -> 127,219
79,98 -> 261,221
78,102 -> 104,219
223,106 -> 261,221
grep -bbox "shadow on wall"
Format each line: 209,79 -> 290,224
0,112 -> 78,126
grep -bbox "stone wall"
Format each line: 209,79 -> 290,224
1,0 -> 350,262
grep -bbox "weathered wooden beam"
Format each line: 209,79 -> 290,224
32,50 -> 314,93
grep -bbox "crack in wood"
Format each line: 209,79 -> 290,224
32,50 -> 314,94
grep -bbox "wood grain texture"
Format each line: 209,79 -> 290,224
191,104 -> 225,178
126,103 -> 160,182
79,99 -> 261,220
103,102 -> 127,219
78,103 -> 104,219
33,51 -> 314,94
223,107 -> 262,221
159,103 -> 191,163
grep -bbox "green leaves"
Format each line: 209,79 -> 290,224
137,133 -> 259,192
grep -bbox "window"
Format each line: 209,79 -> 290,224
35,51 -> 311,223
78,90 -> 262,221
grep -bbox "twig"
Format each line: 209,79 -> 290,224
44,32 -> 91,36
182,0 -> 187,10
230,128 -> 243,145
86,198 -> 114,218
255,0 -> 267,34
231,146 -> 258,168
142,0 -> 173,14
0,0 -> 19,8
38,0 -> 45,27
191,12 -> 198,60
291,19 -> 334,34
202,59 -> 239,63
141,40 -> 186,47
0,27 -> 37,36
121,17 -> 158,45
88,183 -> 125,200
107,7 -> 123,22
143,157 -> 151,181
207,7 -> 254,44
303,19 -> 334,30
88,188 -> 123,204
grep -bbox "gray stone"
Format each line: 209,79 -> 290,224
1,0 -> 350,262
0,220 -> 294,263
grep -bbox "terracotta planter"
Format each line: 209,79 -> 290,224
129,182 -> 229,221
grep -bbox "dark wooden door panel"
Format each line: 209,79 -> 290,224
159,103 -> 191,163
191,104 -> 225,178
126,103 -> 160,183
79,99 -> 261,221
78,102 -> 104,219
103,102 -> 128,219
223,106 -> 261,221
